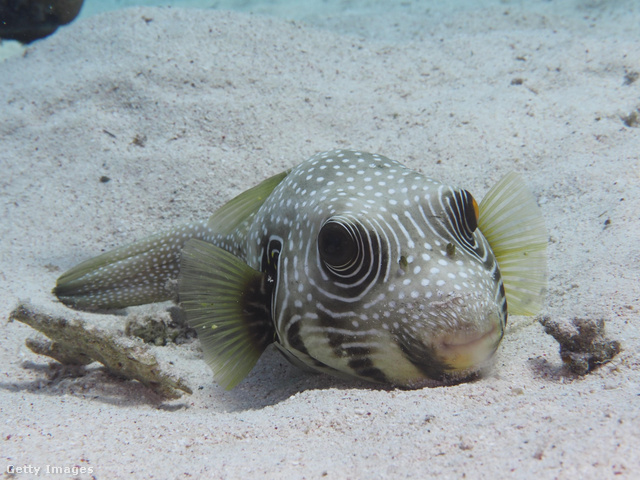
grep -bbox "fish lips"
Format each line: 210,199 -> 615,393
395,298 -> 504,381
435,321 -> 504,372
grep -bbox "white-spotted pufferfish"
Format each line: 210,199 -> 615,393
54,150 -> 547,389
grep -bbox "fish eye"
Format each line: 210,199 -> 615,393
461,190 -> 478,233
445,189 -> 482,255
318,220 -> 359,269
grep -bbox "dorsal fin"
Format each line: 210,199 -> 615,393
478,172 -> 548,316
179,239 -> 274,389
207,169 -> 289,236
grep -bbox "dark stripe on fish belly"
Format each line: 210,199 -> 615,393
494,269 -> 509,324
395,334 -> 450,380
347,357 -> 389,384
318,310 -> 389,383
283,314 -> 312,358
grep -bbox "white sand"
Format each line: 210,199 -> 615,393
1,3 -> 639,478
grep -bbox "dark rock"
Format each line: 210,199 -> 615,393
0,0 -> 84,43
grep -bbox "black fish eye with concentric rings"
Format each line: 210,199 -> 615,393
318,221 -> 359,268
461,189 -> 479,234
444,189 -> 482,257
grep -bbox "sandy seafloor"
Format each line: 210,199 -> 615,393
1,1 -> 640,478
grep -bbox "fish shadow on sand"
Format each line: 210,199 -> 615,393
209,346 -> 392,412
7,302 -> 390,411
2,344 -> 386,412
0,361 -> 173,407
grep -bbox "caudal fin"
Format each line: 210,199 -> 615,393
53,222 -> 214,310
53,169 -> 290,311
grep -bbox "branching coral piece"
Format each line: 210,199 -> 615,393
9,302 -> 192,399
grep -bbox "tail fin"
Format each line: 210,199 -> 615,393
53,222 -> 214,310
53,169 -> 290,311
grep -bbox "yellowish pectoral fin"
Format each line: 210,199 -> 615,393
478,172 -> 548,316
178,239 -> 274,389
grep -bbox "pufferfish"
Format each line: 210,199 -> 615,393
54,150 -> 547,389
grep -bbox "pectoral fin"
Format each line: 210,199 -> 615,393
478,172 -> 548,316
179,239 -> 274,390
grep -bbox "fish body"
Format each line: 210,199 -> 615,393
54,150 -> 547,389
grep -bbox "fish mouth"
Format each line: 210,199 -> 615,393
441,325 -> 498,349
436,324 -> 502,371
